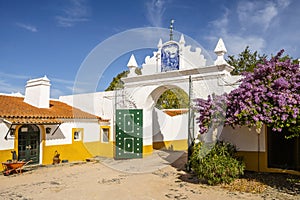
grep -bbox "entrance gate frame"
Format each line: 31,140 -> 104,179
114,37 -> 237,157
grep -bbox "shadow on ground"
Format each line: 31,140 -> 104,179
169,153 -> 300,195
242,171 -> 300,195
162,151 -> 201,184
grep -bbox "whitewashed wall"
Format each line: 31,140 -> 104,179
45,123 -> 72,146
45,120 -> 100,146
0,123 -> 14,150
80,121 -> 101,142
191,75 -> 241,100
219,125 -> 266,152
152,108 -> 188,142
59,91 -> 114,120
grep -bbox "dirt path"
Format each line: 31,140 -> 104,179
0,152 -> 298,200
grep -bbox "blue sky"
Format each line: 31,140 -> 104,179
0,0 -> 299,98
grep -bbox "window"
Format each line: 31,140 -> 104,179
101,126 -> 110,143
72,128 -> 83,142
74,131 -> 80,140
21,127 -> 28,132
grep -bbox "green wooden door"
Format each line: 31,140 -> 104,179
115,109 -> 143,159
18,125 -> 40,164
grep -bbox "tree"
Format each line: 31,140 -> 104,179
196,50 -> 300,138
105,68 -> 141,91
226,46 -> 266,75
105,70 -> 129,91
156,88 -> 189,109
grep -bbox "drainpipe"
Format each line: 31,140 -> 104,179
297,137 -> 299,171
257,132 -> 260,172
187,76 -> 193,171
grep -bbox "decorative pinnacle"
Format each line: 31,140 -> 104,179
169,19 -> 175,41
179,34 -> 185,45
127,54 -> 138,77
157,38 -> 163,48
214,38 -> 227,54
214,38 -> 229,66
127,54 -> 138,68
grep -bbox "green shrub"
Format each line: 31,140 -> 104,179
190,141 -> 245,185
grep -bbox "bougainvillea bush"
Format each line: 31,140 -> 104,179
195,93 -> 228,134
195,50 -> 300,138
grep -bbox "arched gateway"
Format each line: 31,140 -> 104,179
113,34 -> 239,158
59,28 -> 299,173
59,29 -> 240,160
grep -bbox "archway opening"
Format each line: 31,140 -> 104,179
155,87 -> 189,117
155,87 -> 189,110
150,86 -> 189,151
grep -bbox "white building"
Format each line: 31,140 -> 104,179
0,76 -> 109,166
1,31 -> 298,175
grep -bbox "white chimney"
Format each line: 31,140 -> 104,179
24,76 -> 51,108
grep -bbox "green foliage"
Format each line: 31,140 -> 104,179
105,68 -> 141,91
155,88 -> 189,109
105,70 -> 129,91
191,141 -> 245,185
226,46 -> 266,75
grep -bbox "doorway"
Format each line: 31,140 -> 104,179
115,109 -> 143,159
18,125 -> 40,164
267,127 -> 299,171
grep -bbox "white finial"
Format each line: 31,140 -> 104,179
214,38 -> 227,53
43,75 -> 50,81
127,54 -> 138,68
214,38 -> 229,66
127,54 -> 138,77
179,34 -> 185,45
157,38 -> 163,48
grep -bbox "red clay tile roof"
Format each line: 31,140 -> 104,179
0,95 -> 109,124
163,109 -> 189,117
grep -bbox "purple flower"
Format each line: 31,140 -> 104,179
274,77 -> 290,89
195,50 -> 300,136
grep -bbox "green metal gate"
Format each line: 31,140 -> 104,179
115,109 -> 143,159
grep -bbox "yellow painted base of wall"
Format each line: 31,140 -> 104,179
84,142 -> 154,158
43,141 -> 92,165
84,141 -> 114,158
237,151 -> 267,172
83,140 -> 185,159
153,139 -> 187,151
143,145 -> 153,157
237,151 -> 300,175
0,149 -> 15,170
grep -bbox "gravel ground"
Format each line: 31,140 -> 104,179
0,151 -> 299,200
217,172 -> 299,199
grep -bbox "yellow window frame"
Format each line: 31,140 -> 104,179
72,128 -> 84,142
100,126 -> 110,143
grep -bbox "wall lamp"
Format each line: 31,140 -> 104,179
9,126 -> 16,137
46,127 -> 52,134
